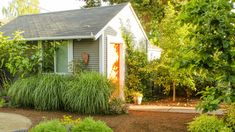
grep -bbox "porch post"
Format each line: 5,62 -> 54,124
68,40 -> 73,73
99,33 -> 105,74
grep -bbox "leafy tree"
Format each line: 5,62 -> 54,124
149,3 -> 195,101
79,0 -> 102,8
180,0 -> 235,112
0,32 -> 41,77
2,0 -> 40,18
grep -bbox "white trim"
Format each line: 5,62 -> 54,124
94,4 -> 129,40
99,34 -> 105,74
24,35 -> 95,41
128,4 -> 149,43
107,35 -> 125,100
94,3 -> 150,45
54,41 -> 57,73
68,40 -> 73,72
38,40 -> 43,72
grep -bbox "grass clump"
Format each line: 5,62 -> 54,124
31,120 -> 67,132
72,117 -> 113,132
188,114 -> 232,132
63,72 -> 113,114
8,74 -> 70,110
8,76 -> 39,107
33,74 -> 68,110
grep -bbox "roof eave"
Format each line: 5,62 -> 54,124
24,35 -> 96,41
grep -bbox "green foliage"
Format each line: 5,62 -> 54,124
72,117 -> 113,132
8,74 -> 70,110
122,28 -> 148,96
69,59 -> 87,74
63,72 -> 113,114
8,76 -> 38,107
188,114 -> 232,132
0,97 -> 5,107
41,41 -> 62,73
33,74 -> 68,110
147,2 -> 196,101
2,0 -> 40,18
224,104 -> 235,131
60,115 -> 81,131
108,98 -> 128,114
31,120 -> 67,132
180,0 -> 235,111
0,32 -> 41,77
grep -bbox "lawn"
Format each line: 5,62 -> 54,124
0,108 -> 197,132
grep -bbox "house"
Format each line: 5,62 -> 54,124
148,45 -> 162,61
0,3 -> 161,98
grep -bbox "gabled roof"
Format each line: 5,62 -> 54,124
0,3 -> 128,40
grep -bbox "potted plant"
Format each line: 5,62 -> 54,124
132,91 -> 143,105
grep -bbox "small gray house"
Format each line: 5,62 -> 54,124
0,3 -> 161,98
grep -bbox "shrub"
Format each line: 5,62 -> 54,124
60,115 -> 80,131
0,97 -> 5,107
33,74 -> 68,110
108,98 -> 128,114
188,114 -> 232,132
224,104 -> 235,131
8,76 -> 39,107
71,117 -> 112,132
63,72 -> 113,114
31,120 -> 67,132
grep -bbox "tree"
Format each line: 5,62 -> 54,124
180,0 -> 235,112
0,32 -> 41,77
150,3 -> 195,101
2,0 -> 40,18
79,0 -> 102,8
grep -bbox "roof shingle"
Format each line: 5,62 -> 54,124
0,3 -> 128,40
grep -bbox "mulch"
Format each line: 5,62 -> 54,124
0,107 -> 198,132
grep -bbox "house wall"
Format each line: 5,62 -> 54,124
104,26 -> 118,75
104,4 -> 148,51
73,39 -> 99,72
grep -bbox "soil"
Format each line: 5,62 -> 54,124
142,97 -> 200,107
0,107 -> 198,132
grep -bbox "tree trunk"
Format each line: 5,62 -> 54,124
173,81 -> 176,102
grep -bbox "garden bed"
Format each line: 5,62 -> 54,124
0,108 -> 197,132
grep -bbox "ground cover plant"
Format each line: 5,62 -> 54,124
188,114 -> 232,132
31,116 -> 112,132
31,120 -> 67,132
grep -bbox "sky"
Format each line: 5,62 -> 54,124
0,0 -> 85,19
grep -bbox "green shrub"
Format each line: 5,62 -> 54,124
33,74 -> 68,110
8,76 -> 39,107
0,97 -> 5,107
224,104 -> 235,131
63,72 -> 113,114
188,114 -> 232,132
108,98 -> 128,114
31,120 -> 67,132
72,117 -> 112,132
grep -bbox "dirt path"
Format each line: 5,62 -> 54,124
0,108 -> 198,132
